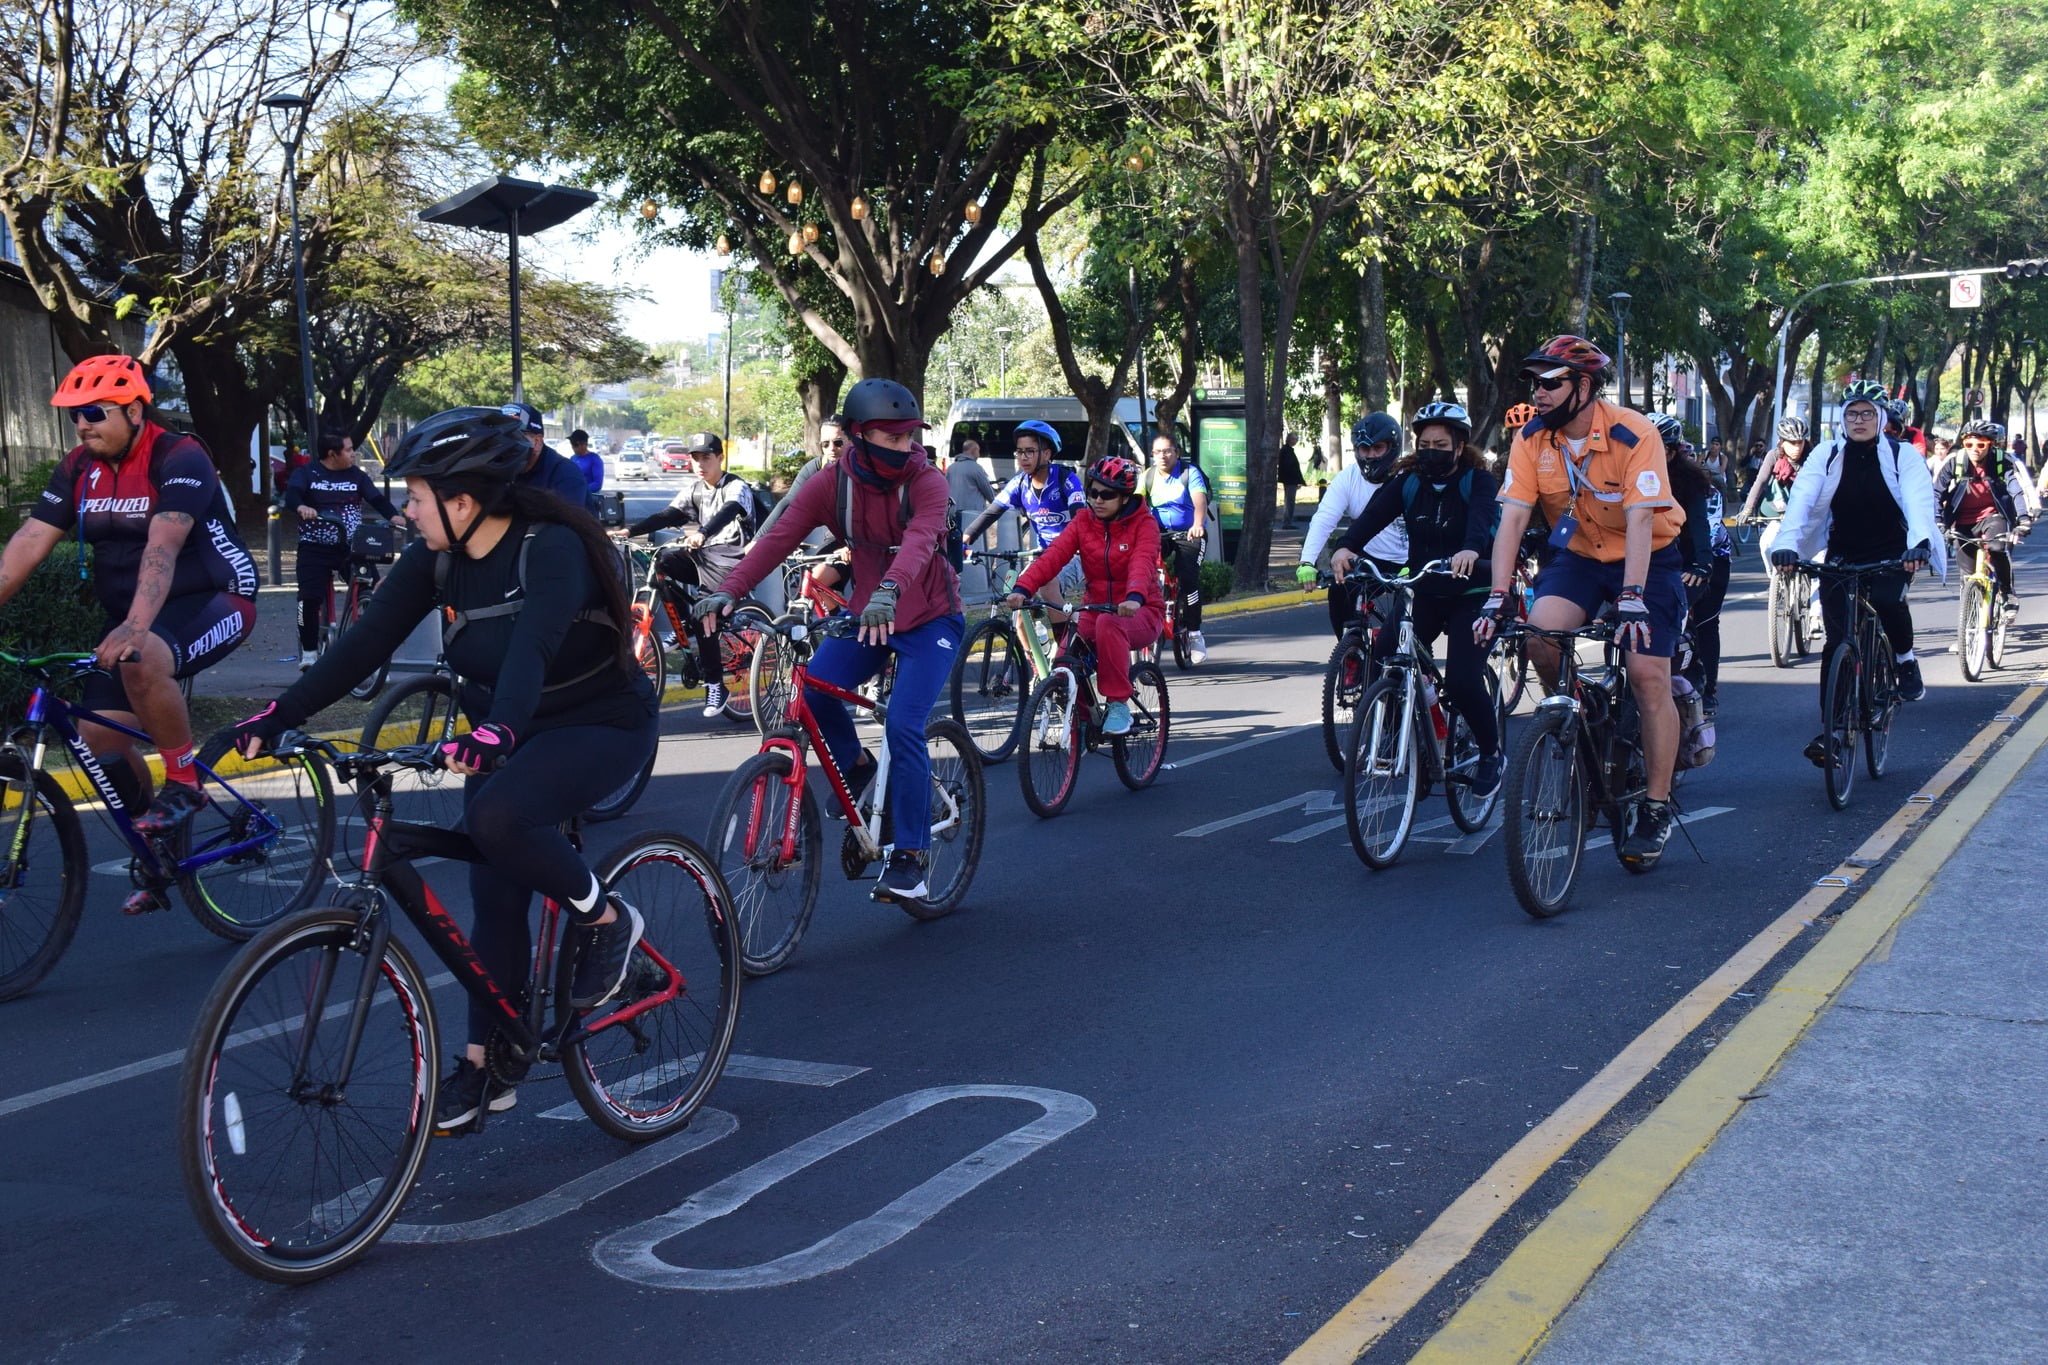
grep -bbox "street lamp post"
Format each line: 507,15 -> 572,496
1608,291 -> 1632,408
996,327 -> 1014,398
263,93 -> 318,462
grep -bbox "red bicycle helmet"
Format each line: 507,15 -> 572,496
1521,334 -> 1611,377
51,354 -> 152,408
1088,455 -> 1140,493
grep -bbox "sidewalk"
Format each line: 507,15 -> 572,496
1516,738 -> 2048,1361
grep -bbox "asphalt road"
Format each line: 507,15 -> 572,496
4,537 -> 2043,1364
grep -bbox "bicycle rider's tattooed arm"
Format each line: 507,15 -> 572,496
0,520 -> 65,610
94,511 -> 192,667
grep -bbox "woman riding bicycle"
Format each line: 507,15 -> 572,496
1331,402 -> 1505,798
231,405 -> 658,1133
1002,455 -> 1164,736
1655,413 -> 1731,716
696,378 -> 964,903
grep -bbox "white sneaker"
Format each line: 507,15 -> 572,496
1186,630 -> 1208,665
298,651 -> 318,670
701,682 -> 729,718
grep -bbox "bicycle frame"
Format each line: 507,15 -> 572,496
1513,622 -> 1641,823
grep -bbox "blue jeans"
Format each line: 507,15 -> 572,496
806,612 -> 965,852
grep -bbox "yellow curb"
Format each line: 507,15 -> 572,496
1205,587 -> 1322,619
1405,691 -> 2048,1365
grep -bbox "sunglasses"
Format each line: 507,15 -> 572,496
70,404 -> 119,424
1526,375 -> 1572,393
1085,486 -> 1124,501
827,439 -> 845,448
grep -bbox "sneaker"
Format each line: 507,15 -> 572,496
1471,752 -> 1504,799
1618,798 -> 1675,869
1896,658 -> 1925,702
1186,630 -> 1209,665
828,751 -> 879,820
701,682 -> 729,718
434,1057 -> 517,1134
1102,700 -> 1133,736
1803,733 -> 1833,768
132,782 -> 206,837
1702,691 -> 1719,719
570,897 -> 646,1009
875,849 -> 929,902
298,651 -> 318,671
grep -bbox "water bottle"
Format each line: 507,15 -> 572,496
1422,678 -> 1449,741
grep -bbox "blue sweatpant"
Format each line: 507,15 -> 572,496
805,613 -> 965,851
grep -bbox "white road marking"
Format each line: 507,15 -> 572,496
592,1084 -> 1096,1291
1177,788 -> 1334,838
1160,724 -> 1309,773
537,1054 -> 868,1120
1583,805 -> 1735,851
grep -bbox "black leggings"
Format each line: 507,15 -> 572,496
462,714 -> 658,1045
1370,593 -> 1499,757
1684,556 -> 1731,697
655,545 -> 729,687
1819,567 -> 1915,705
296,546 -> 355,652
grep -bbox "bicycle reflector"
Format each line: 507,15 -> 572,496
2003,259 -> 2048,281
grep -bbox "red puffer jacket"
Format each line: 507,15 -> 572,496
1015,500 -> 1164,610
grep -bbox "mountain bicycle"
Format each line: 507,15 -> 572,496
705,615 -> 985,976
749,551 -> 893,735
950,548 -> 1072,764
619,537 -> 773,723
1016,602 -> 1171,818
306,514 -> 400,701
178,738 -> 739,1284
1952,529 -> 2018,681
1789,559 -> 1903,810
1340,562 -> 1505,869
0,651 -> 334,1000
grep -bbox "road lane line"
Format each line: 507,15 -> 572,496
1582,805 -> 1734,851
1284,681 -> 2046,1365
1160,724 -> 1310,772
537,1054 -> 868,1119
1177,788 -> 1332,839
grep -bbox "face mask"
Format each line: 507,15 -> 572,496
859,435 -> 918,470
1415,450 -> 1457,481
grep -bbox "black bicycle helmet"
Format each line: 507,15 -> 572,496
385,407 -> 530,483
1959,417 -> 2006,443
684,431 -> 724,456
1350,413 -> 1402,451
842,378 -> 925,429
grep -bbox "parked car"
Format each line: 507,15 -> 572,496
615,449 -> 651,480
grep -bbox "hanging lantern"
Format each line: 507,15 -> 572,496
851,195 -> 869,221
964,201 -> 982,225
927,251 -> 946,277
786,181 -> 803,206
787,230 -> 804,256
715,233 -> 731,255
1124,153 -> 1145,173
639,199 -> 658,220
758,170 -> 777,195
802,222 -> 820,244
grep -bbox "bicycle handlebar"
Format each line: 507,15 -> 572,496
1342,558 -> 1462,588
0,649 -> 96,676
1781,558 -> 1911,577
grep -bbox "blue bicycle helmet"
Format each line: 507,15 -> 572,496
1014,419 -> 1062,452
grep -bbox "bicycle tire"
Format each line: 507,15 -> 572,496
1344,676 -> 1420,870
1990,589 -> 2012,669
705,747 -> 821,977
585,742 -> 659,823
344,588 -> 389,702
718,608 -> 773,723
1112,661 -> 1171,790
1503,704 -> 1587,918
350,673 -> 465,870
950,617 -> 1026,764
896,719 -> 985,920
1493,633 -> 1529,715
562,832 -> 741,1140
1769,570 -> 1798,668
632,612 -> 669,704
1821,642 -> 1859,810
0,768 -> 88,1002
1321,635 -> 1372,773
181,733 -> 337,942
1446,665 -> 1504,834
748,617 -> 799,735
1018,672 -> 1082,819
1171,621 -> 1193,671
178,906 -> 437,1284
1863,647 -> 1894,780
1958,580 -> 1989,681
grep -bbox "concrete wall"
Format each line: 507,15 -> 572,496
0,265 -> 75,488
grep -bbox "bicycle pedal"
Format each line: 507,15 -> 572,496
121,888 -> 172,916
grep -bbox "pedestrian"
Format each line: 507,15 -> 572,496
1278,432 -> 1305,528
1697,438 -> 1732,498
943,438 -> 996,572
500,400 -> 590,507
566,428 -> 605,516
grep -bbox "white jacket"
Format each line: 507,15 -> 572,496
1779,435 -> 1947,582
1300,462 -> 1407,565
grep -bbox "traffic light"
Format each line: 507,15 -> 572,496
2004,259 -> 2048,280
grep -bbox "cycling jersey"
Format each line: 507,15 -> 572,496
988,465 -> 1085,546
1139,460 -> 1210,534
283,464 -> 401,551
32,422 -> 257,616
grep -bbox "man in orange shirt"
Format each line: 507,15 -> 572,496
1476,335 -> 1687,868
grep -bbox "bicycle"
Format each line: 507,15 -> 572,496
1158,534 -> 1198,670
1340,562 -> 1505,869
749,550 -> 894,737
1017,602 -> 1171,818
1499,619 -> 1654,918
1952,530 -> 2018,681
618,537 -> 774,723
1746,516 -> 1821,668
1790,559 -> 1904,810
305,514 -> 399,702
705,615 -> 985,976
950,548 -> 1072,764
1314,572 -> 1385,775
0,651 -> 335,1000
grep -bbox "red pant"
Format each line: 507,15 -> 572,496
1078,605 -> 1163,700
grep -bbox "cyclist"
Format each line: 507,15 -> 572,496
503,400 -> 591,507
1002,455 -> 1163,736
1298,413 -> 1410,637
1331,402 -> 1504,797
1655,414 -> 1731,716
625,432 -> 762,717
0,356 -> 257,837
1138,432 -> 1210,664
230,405 -> 656,1133
1771,380 -> 1941,760
758,413 -> 854,599
1935,418 -> 2036,607
960,419 -> 1086,612
1476,335 -> 1687,868
283,430 -> 405,669
1738,416 -> 1812,550
696,378 -> 963,902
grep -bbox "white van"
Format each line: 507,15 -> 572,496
935,396 -> 1184,481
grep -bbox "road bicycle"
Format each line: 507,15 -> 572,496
950,548 -> 1073,764
178,738 -> 740,1283
705,615 -> 985,976
1952,530 -> 2018,681
0,651 -> 335,1000
1746,517 -> 1821,668
305,514 -> 400,701
1499,620 -> 1654,918
749,550 -> 892,736
618,537 -> 774,723
1789,559 -> 1903,810
1340,562 -> 1505,869
1016,602 -> 1171,818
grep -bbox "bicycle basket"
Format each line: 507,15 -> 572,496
350,521 -> 398,563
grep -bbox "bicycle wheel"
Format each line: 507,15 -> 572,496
748,618 -> 798,735
1821,642 -> 1860,811
1958,580 -> 1989,681
585,742 -> 659,824
350,674 -> 466,871
1990,588 -> 2013,669
1446,666 -> 1504,834
898,719 -> 984,920
1491,633 -> 1529,715
1112,661 -> 1171,790
1344,677 -> 1420,870
562,832 -> 741,1140
1769,571 -> 1798,668
1863,647 -> 1894,780
344,587 -> 389,702
0,769 -> 88,1002
178,907 -> 437,1284
632,613 -> 669,703
1171,620 -> 1194,671
951,617 -> 1026,764
1503,704 -> 1587,918
705,747 -> 821,976
182,734 -> 336,942
1018,671 -> 1082,819
718,608 -> 772,723
1321,634 -> 1372,773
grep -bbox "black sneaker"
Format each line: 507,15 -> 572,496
1471,752 -> 1504,800
1896,658 -> 1925,702
571,897 -> 645,1009
133,782 -> 207,836
434,1057 -> 516,1134
1803,734 -> 1833,768
1701,691 -> 1718,718
1618,798 -> 1675,870
828,751 -> 879,821
874,849 -> 929,902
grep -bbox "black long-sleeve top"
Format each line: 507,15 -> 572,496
1339,467 -> 1500,597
